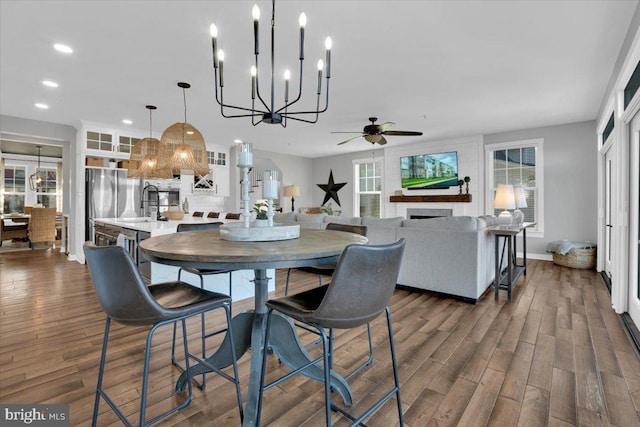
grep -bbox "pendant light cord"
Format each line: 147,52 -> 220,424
183,87 -> 187,123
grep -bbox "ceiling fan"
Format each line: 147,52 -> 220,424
333,117 -> 423,145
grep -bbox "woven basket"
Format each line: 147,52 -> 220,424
552,247 -> 596,269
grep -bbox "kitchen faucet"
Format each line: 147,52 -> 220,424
141,184 -> 161,220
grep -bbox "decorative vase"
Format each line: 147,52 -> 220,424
254,219 -> 268,227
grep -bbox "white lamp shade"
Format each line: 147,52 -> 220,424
494,184 -> 516,210
514,187 -> 528,208
285,185 -> 300,197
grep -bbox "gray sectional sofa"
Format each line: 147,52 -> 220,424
274,212 -> 497,303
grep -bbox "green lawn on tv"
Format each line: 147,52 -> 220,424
402,176 -> 457,188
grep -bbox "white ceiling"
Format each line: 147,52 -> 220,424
0,1 -> 637,159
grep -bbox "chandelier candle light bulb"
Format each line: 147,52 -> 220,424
210,24 -> 218,68
251,66 -> 257,99
208,1 -> 331,126
253,4 -> 260,54
317,59 -> 324,94
284,69 -> 290,102
218,49 -> 225,87
325,37 -> 332,78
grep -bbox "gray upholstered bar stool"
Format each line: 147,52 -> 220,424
285,223 -> 373,379
83,243 -> 243,427
174,221 -> 234,388
258,239 -> 406,426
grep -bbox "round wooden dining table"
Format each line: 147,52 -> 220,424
139,227 -> 368,426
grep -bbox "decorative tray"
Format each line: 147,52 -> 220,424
220,223 -> 300,242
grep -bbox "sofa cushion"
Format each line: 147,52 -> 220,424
323,215 -> 362,226
273,212 -> 296,223
361,216 -> 404,228
401,216 -> 483,231
296,213 -> 327,224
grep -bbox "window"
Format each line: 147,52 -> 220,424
3,165 -> 26,213
353,158 -> 383,218
485,139 -> 544,235
35,167 -> 58,210
603,113 -> 615,145
624,59 -> 640,109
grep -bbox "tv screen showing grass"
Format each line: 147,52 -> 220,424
400,151 -> 459,189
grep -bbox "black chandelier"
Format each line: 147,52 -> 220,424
209,0 -> 331,126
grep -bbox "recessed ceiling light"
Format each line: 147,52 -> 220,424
234,139 -> 243,143
122,119 -> 133,125
42,80 -> 59,88
53,43 -> 73,54
35,103 -> 49,109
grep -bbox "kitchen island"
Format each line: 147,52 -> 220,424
92,215 -> 275,300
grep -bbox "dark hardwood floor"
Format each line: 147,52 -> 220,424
1,250 -> 639,426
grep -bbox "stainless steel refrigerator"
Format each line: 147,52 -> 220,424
85,168 -> 142,240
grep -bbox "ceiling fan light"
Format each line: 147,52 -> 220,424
364,134 -> 382,143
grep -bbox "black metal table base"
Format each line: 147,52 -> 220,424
174,269 -> 352,426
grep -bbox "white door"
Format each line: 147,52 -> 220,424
604,146 -> 615,280
629,112 -> 640,326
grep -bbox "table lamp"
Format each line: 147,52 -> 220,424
285,185 -> 300,212
494,184 -> 515,225
513,186 -> 527,225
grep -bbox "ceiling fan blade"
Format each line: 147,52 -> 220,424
337,135 -> 364,145
377,136 -> 388,145
378,122 -> 396,132
381,130 -> 423,136
331,131 -> 363,134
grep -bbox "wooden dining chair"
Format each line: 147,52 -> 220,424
192,211 -> 204,217
28,208 -> 57,249
207,211 -> 220,218
225,213 -> 241,220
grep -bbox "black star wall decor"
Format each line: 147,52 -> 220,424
317,169 -> 347,206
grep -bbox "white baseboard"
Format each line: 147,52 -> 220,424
517,252 -> 552,261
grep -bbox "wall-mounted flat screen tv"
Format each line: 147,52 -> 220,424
400,151 -> 459,189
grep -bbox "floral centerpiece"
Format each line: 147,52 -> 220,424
253,199 -> 268,220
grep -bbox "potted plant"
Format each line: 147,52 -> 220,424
320,202 -> 334,215
253,199 -> 269,226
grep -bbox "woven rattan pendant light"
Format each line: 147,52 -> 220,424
127,105 -> 173,179
160,82 -> 210,176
